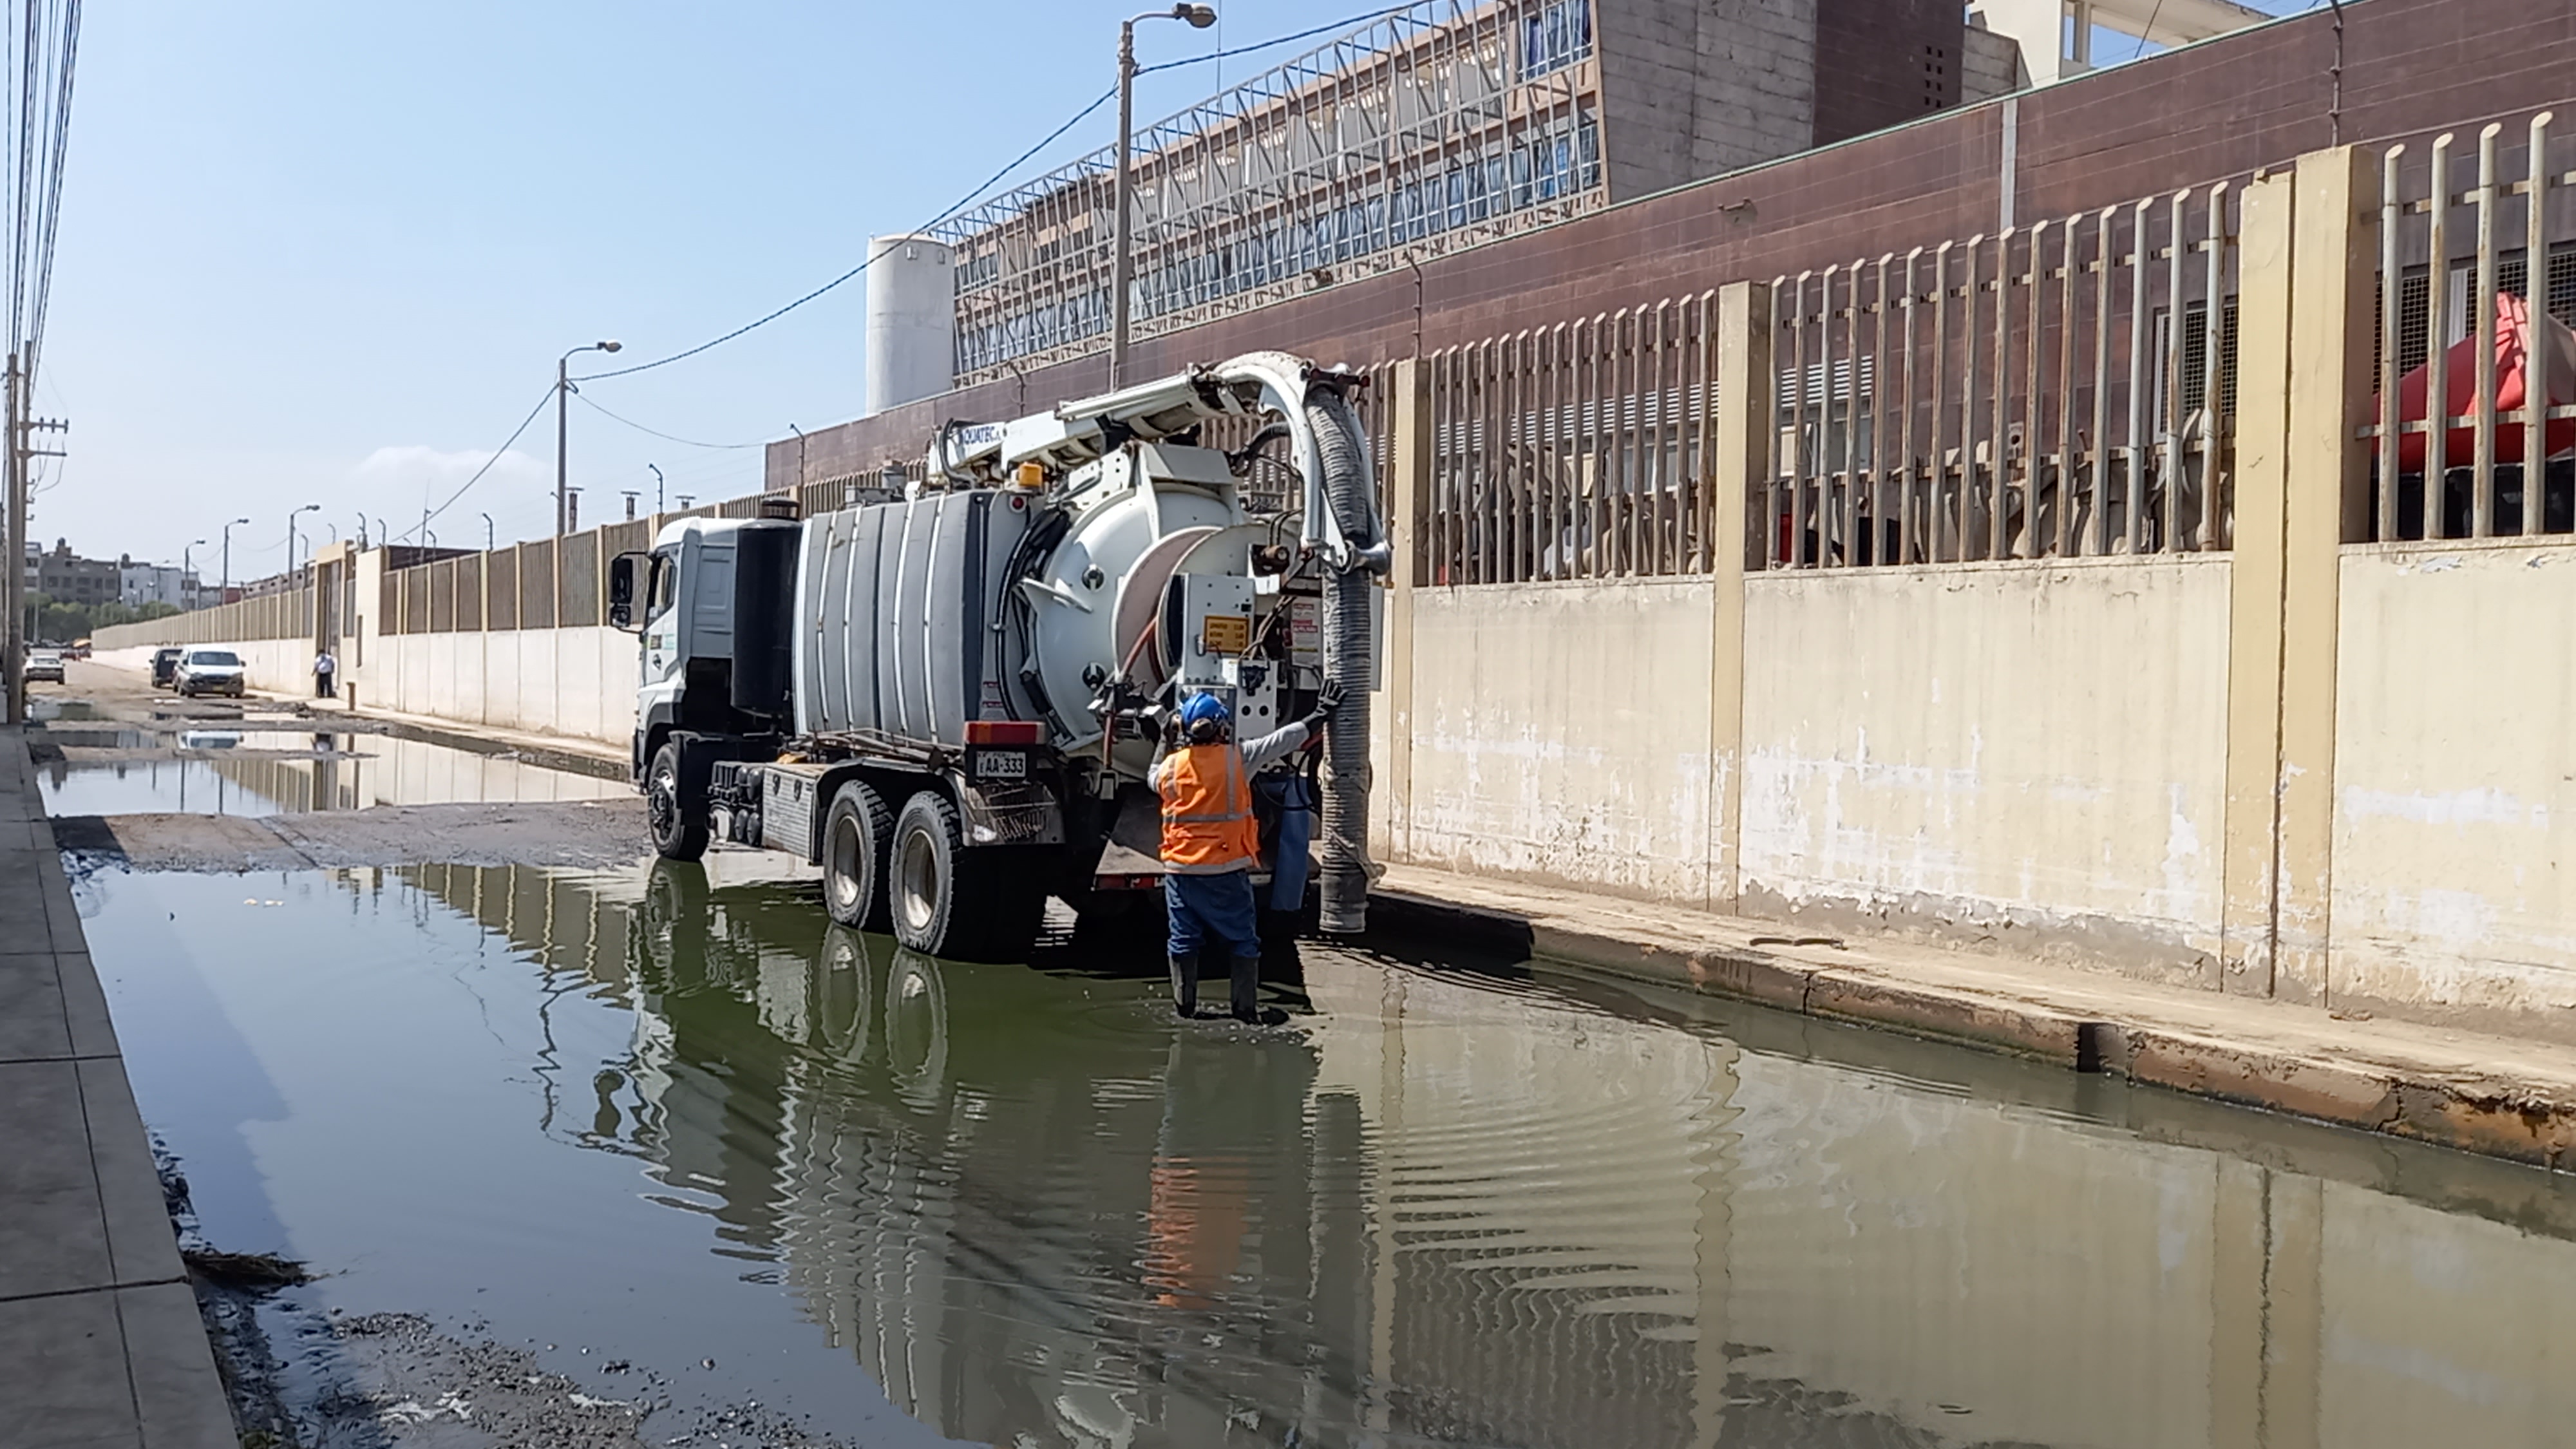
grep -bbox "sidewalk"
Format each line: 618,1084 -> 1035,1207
0,726 -> 233,1445
1370,864 -> 2576,1170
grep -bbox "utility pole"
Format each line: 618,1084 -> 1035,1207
1110,5 -> 1217,390
6,350 -> 66,726
556,340 -> 621,536
221,517 -> 249,598
5,352 -> 21,726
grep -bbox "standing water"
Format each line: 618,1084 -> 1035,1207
68,855 -> 2576,1448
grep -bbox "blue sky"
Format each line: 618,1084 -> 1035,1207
41,1 -> 2306,578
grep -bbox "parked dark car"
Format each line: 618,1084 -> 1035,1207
150,647 -> 184,688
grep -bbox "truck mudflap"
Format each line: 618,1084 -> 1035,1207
955,774 -> 1065,847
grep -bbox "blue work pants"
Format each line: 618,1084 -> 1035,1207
1164,870 -> 1259,960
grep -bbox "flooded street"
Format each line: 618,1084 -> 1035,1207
35,674 -> 2576,1448
59,849 -> 2576,1448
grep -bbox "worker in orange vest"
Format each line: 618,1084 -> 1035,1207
1152,681 -> 1342,1020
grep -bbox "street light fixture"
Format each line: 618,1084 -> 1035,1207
220,517 -> 250,596
1111,3 -> 1217,388
287,504 -> 321,582
648,462 -> 664,516
481,513 -> 495,553
181,539 -> 206,608
558,340 -> 622,536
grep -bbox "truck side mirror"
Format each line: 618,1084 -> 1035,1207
607,551 -> 647,632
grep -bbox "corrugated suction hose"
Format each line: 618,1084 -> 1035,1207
1305,389 -> 1377,934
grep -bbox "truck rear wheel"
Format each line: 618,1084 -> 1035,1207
822,781 -> 893,932
888,790 -> 1043,961
646,741 -> 709,862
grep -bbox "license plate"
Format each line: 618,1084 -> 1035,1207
975,749 -> 1027,781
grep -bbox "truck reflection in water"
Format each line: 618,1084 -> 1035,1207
384,857 -> 2576,1449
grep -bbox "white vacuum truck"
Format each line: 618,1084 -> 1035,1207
607,352 -> 1389,962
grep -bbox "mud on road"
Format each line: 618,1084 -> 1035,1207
53,799 -> 657,873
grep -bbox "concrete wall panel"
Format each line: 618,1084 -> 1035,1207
1401,578 -> 1716,901
2331,544 -> 2576,1035
1739,556 -> 2232,978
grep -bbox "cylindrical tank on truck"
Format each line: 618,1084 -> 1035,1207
606,352 -> 1390,963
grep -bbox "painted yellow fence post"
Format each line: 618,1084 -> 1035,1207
2222,147 -> 2377,1001
1378,355 -> 1430,864
1707,280 -> 1771,913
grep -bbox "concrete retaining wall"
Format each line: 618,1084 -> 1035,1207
2331,542 -> 2576,1036
1402,578 -> 1718,902
1738,555 -> 2232,983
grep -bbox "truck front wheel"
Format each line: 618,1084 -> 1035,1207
822,781 -> 893,932
888,790 -> 1043,961
645,741 -> 710,862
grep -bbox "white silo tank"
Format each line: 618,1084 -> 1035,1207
864,233 -> 956,415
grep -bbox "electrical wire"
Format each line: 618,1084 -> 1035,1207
392,384 -> 555,545
574,84 -> 1117,383
1133,3 -> 1423,79
571,389 -> 764,450
415,7 -> 1435,536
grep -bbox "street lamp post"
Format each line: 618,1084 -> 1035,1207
481,513 -> 495,553
287,504 -> 320,582
1111,4 -> 1217,388
220,517 -> 249,597
557,340 -> 623,536
648,463 -> 664,516
181,538 -> 205,608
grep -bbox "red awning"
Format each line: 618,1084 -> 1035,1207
2380,290 -> 2576,471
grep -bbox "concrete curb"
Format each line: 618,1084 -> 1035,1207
1366,887 -> 2576,1171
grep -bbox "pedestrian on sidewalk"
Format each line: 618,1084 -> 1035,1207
1151,681 -> 1341,1021
313,647 -> 336,699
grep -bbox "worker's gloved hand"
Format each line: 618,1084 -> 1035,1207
1300,678 -> 1345,735
1160,708 -> 1184,747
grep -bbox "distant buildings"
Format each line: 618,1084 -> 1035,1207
119,562 -> 197,609
23,539 -> 205,612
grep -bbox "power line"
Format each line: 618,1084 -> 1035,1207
392,384 -> 554,545
575,83 -> 1117,384
569,7 -> 1424,390
1133,3 -> 1422,79
571,389 -> 763,450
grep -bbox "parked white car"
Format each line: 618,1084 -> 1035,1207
22,649 -> 63,683
174,649 -> 247,699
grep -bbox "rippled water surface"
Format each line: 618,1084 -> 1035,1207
73,857 -> 2576,1448
37,729 -> 627,817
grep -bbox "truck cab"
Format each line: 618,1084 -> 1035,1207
612,505 -> 802,856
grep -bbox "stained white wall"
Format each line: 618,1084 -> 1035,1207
1737,555 -> 2233,980
2331,542 -> 2576,1032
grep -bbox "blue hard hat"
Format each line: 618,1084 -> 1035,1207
1179,692 -> 1231,728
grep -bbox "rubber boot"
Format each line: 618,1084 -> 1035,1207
1168,952 -> 1198,1018
1230,954 -> 1262,1023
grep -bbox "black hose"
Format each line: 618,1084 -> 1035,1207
1305,388 -> 1378,934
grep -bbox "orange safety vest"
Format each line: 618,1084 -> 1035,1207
1158,743 -> 1261,871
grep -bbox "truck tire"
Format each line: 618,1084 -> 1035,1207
645,741 -> 710,862
821,781 -> 893,932
887,790 -> 1044,961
